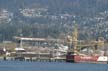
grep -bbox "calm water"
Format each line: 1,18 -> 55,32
0,61 -> 107,71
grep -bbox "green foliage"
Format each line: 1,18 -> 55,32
0,0 -> 108,41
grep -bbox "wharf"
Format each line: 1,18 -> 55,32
0,51 -> 66,62
0,56 -> 66,62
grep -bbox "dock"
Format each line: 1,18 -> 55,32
0,52 -> 66,62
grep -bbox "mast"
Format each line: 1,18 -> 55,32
67,21 -> 78,53
72,24 -> 78,53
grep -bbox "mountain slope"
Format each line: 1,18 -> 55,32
0,0 -> 108,41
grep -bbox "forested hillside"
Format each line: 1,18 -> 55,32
0,0 -> 108,41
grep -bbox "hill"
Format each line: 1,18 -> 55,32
0,0 -> 108,41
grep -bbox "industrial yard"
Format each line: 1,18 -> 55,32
0,34 -> 108,63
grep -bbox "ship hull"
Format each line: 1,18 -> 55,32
66,55 -> 108,64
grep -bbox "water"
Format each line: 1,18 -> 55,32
0,61 -> 107,71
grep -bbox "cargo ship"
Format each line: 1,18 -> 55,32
66,52 -> 108,63
66,25 -> 108,64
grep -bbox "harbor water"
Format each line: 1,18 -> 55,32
0,61 -> 107,71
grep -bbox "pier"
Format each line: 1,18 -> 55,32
0,51 -> 66,62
